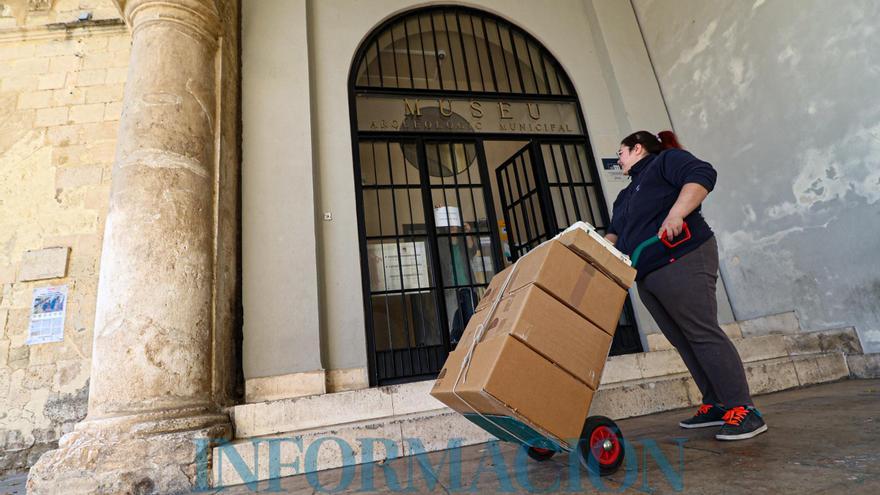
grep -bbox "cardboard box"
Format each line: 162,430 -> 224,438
463,285 -> 611,390
430,332 -> 593,446
475,240 -> 626,334
557,227 -> 636,289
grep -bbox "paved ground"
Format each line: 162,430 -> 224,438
206,379 -> 880,494
0,472 -> 24,495
1,379 -> 877,494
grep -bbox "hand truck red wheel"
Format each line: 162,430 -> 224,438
522,415 -> 625,476
579,415 -> 625,476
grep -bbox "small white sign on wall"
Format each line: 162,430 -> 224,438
27,285 -> 68,345
602,158 -> 629,183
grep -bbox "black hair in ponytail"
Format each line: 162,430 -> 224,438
621,130 -> 683,153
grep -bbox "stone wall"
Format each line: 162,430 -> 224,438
632,0 -> 880,353
0,0 -> 128,474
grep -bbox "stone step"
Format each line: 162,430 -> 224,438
213,350 -> 851,488
213,407 -> 493,488
227,327 -> 861,439
591,351 -> 850,420
600,326 -> 860,385
228,379 -> 445,439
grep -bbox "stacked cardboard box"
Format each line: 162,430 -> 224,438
430,224 -> 636,448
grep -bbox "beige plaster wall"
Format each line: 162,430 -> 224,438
241,0 -> 322,381
307,0 -> 639,373
241,0 -> 737,383
0,1 -> 128,474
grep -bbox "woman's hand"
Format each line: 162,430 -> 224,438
660,183 -> 709,239
658,215 -> 684,239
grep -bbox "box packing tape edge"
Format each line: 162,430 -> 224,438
451,235 -> 564,450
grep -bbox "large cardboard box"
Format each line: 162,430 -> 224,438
475,240 -> 626,334
557,227 -> 636,289
461,285 -> 611,390
432,224 -> 630,447
430,331 -> 593,445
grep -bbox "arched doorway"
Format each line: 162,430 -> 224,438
348,6 -> 641,386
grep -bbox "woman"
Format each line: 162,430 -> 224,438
604,130 -> 767,441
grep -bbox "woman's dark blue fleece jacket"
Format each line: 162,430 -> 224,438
607,148 -> 717,281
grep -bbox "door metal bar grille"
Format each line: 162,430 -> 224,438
355,7 -> 572,96
350,7 -> 640,386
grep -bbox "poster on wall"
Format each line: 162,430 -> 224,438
27,285 -> 68,345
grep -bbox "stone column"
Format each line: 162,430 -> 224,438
28,0 -> 232,493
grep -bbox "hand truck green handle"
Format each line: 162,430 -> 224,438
630,221 -> 691,268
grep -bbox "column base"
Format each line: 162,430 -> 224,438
27,408 -> 231,494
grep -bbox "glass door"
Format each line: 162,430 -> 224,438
357,138 -> 504,385
423,140 -> 503,348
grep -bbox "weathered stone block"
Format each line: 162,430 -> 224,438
52,88 -> 85,106
105,67 -> 128,84
84,85 -> 124,104
17,90 -> 52,110
17,247 -> 70,282
42,382 -> 88,425
34,107 -> 69,127
600,353 -> 641,384
2,75 -> 39,92
0,369 -> 10,400
73,69 -> 105,87
68,103 -> 104,124
745,357 -> 800,395
739,311 -> 800,336
325,366 -> 369,393
0,266 -> 15,285
245,370 -> 326,404
28,420 -> 231,495
792,353 -> 849,385
78,37 -> 109,52
233,380 -> 394,438
34,39 -> 76,58
646,332 -> 673,351
592,375 -> 692,420
81,50 -> 129,70
7,346 -> 29,370
397,410 -> 494,456
38,73 -> 67,90
720,321 -> 743,339
47,55 -> 80,73
784,327 -> 862,356
7,57 -> 50,75
23,364 -> 55,390
733,334 -> 789,362
56,165 -> 103,190
0,43 -> 36,61
388,380 -> 446,416
215,417 -> 403,487
103,101 -> 122,121
638,348 -> 687,378
847,353 -> 880,378
0,339 -> 9,367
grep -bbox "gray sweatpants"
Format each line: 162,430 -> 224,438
637,236 -> 753,407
